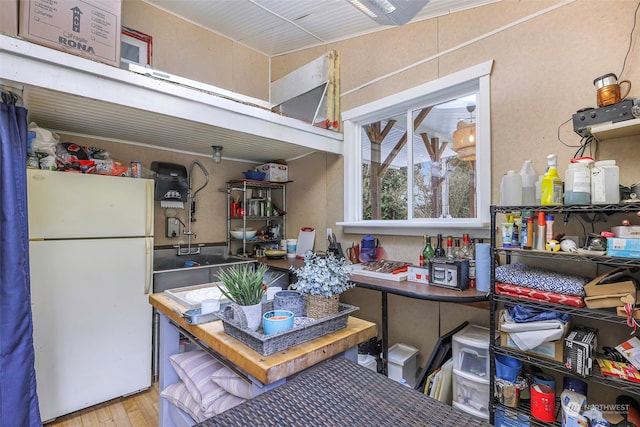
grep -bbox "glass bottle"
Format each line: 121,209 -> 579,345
468,237 -> 476,288
461,234 -> 472,259
453,237 -> 462,258
446,235 -> 454,259
421,235 -> 435,267
434,234 -> 445,258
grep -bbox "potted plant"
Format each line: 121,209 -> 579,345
290,252 -> 354,319
217,263 -> 270,331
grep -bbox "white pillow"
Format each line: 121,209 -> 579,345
211,365 -> 254,400
205,392 -> 246,417
160,381 -> 206,423
169,350 -> 226,409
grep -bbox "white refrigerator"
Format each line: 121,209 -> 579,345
27,169 -> 154,422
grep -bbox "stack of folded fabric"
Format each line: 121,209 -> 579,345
499,305 -> 570,351
160,350 -> 252,423
495,263 -> 589,307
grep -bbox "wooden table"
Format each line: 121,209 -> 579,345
150,292 -> 377,427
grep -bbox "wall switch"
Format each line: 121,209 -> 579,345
327,228 -> 333,239
167,217 -> 180,238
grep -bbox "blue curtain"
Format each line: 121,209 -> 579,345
0,93 -> 42,426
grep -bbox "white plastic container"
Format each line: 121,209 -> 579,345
357,354 -> 377,372
500,170 -> 522,206
519,160 -> 538,205
452,369 -> 490,418
387,343 -> 418,387
591,160 -> 619,204
564,162 -> 591,205
452,324 -> 490,379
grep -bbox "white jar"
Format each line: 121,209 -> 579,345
500,170 -> 522,206
564,162 -> 591,205
591,160 -> 619,204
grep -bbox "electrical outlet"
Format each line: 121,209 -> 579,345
327,228 -> 333,239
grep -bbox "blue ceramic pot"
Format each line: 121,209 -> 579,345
273,290 -> 304,317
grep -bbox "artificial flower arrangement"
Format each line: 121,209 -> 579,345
290,252 -> 354,297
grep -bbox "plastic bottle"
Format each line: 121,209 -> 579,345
536,212 -> 547,250
540,154 -> 563,206
519,160 -> 538,205
545,215 -> 554,242
564,161 -> 591,205
591,160 -> 620,204
500,170 -> 523,206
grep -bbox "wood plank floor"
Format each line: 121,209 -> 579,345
46,382 -> 159,427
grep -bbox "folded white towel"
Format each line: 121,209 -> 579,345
501,311 -> 565,351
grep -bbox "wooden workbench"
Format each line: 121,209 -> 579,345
150,292 -> 376,385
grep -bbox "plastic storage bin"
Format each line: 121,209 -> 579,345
452,368 -> 490,418
357,354 -> 377,372
452,324 -> 490,380
387,343 -> 419,386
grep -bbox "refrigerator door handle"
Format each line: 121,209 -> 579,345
145,237 -> 153,294
145,180 -> 154,237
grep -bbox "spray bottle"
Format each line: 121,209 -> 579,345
540,154 -> 563,206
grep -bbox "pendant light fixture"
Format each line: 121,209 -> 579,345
452,105 -> 476,161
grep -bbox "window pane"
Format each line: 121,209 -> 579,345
361,116 -> 408,220
412,96 -> 477,219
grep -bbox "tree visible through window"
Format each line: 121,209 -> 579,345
360,95 -> 477,221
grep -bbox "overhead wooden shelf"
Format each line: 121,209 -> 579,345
590,117 -> 640,140
0,35 -> 343,163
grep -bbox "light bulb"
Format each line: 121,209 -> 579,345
211,145 -> 223,164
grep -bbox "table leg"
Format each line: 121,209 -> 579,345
381,290 -> 388,376
158,313 -> 180,427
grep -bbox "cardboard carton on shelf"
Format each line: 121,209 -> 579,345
583,268 -> 637,309
498,310 -> 570,363
19,0 -> 121,67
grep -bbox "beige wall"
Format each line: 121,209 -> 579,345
121,0 -> 270,101
275,0 -> 640,369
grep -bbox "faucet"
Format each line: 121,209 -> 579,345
175,160 -> 210,256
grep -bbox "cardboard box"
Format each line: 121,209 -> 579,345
564,326 -> 597,376
407,265 -> 429,284
498,311 -> 569,362
19,0 -> 121,67
257,163 -> 288,182
0,0 -> 18,36
583,268 -> 636,308
608,237 -> 640,259
612,226 -> 640,239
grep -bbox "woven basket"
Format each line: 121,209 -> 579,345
305,294 -> 339,319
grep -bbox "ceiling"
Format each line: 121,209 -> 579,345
143,0 -> 499,56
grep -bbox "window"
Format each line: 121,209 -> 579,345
340,61 -> 493,235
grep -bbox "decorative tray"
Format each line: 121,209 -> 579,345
217,300 -> 359,356
165,282 -> 230,309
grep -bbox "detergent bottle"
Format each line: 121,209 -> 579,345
540,154 -> 563,206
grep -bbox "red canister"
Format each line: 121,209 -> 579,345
530,383 -> 555,422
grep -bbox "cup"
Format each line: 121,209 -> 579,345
273,290 -> 304,316
262,310 -> 294,335
286,239 -> 297,258
200,299 -> 220,314
594,73 -> 631,107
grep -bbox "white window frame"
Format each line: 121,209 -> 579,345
339,60 -> 493,236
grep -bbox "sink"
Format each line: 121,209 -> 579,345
152,247 -> 256,293
153,253 -> 252,272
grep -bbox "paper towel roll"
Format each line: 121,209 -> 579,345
475,243 -> 491,292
